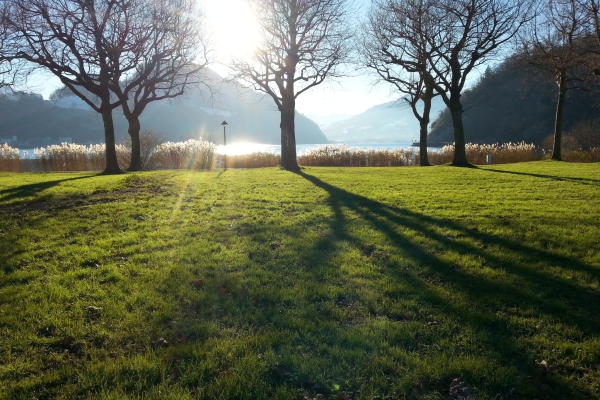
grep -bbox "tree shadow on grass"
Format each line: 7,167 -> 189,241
295,170 -> 600,398
483,168 -> 600,186
0,175 -> 94,204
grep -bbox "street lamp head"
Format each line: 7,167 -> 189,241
221,121 -> 228,126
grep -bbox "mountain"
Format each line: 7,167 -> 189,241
428,56 -> 600,144
0,70 -> 328,147
305,112 -> 354,126
321,97 -> 446,144
0,92 -> 110,146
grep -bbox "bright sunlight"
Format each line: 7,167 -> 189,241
201,0 -> 261,61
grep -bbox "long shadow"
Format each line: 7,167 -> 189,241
295,170 -> 600,397
0,175 -> 93,204
483,167 -> 600,186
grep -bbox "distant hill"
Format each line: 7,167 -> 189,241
428,56 -> 600,144
0,70 -> 328,147
321,97 -> 446,144
0,92 -> 108,146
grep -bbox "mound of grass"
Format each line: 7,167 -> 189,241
0,162 -> 599,399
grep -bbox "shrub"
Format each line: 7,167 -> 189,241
566,119 -> 600,150
119,130 -> 165,170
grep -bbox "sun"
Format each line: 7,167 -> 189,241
201,0 -> 261,62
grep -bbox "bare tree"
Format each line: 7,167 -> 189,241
0,18 -> 21,90
418,0 -> 533,166
2,0 -> 143,174
110,0 -> 211,171
523,0 -> 590,161
588,0 -> 600,44
360,0 -> 444,166
230,0 -> 352,171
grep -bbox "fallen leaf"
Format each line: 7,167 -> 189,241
240,285 -> 249,297
537,360 -> 550,370
168,367 -> 180,383
82,260 -> 100,269
38,326 -> 55,337
85,306 -> 102,317
219,286 -> 228,296
60,336 -> 74,346
449,378 -> 474,399
336,392 -> 350,400
151,337 -> 168,348
361,244 -> 376,256
192,279 -> 204,288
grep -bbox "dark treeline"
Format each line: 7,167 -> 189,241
428,55 -> 600,147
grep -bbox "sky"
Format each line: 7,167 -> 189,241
199,0 -> 396,119
25,0 -> 402,120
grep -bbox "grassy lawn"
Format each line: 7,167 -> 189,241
0,162 -> 599,399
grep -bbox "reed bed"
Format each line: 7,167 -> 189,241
562,148 -> 600,163
34,143 -> 130,172
298,145 -> 416,167
154,139 -> 216,170
427,142 -> 542,165
0,143 -> 21,172
224,152 -> 280,168
5,141 -> 598,172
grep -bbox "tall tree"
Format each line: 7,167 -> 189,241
361,0 -> 444,166
110,0 -> 211,171
418,0 -> 533,166
230,0 -> 351,171
3,0 -> 146,174
523,0 -> 589,161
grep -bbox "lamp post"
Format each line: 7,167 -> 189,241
221,120 -> 228,170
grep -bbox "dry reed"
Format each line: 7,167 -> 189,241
34,143 -> 129,172
562,148 -> 600,163
0,143 -> 21,172
223,152 -> 280,168
298,145 -> 416,167
427,142 -> 542,165
154,140 -> 216,170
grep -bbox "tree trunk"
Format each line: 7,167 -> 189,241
418,118 -> 431,166
127,116 -> 142,171
552,72 -> 567,161
101,107 -> 122,174
448,93 -> 471,167
418,86 -> 434,166
280,96 -> 299,171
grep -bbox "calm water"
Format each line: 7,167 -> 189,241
213,142 -> 421,156
18,142 -> 435,159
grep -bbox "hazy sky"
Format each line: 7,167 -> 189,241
26,0 -> 396,118
201,0 -> 395,118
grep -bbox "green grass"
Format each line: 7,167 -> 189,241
0,162 -> 599,399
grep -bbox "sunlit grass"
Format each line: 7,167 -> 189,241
1,162 -> 599,399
